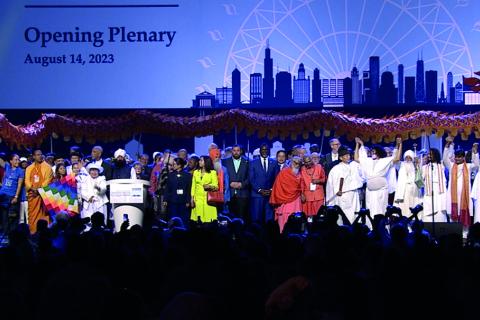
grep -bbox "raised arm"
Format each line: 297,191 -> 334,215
471,142 -> 479,169
443,136 -> 454,168
392,137 -> 402,164
354,137 -> 363,163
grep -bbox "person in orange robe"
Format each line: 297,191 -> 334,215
300,154 -> 326,217
24,149 -> 53,233
270,157 -> 302,233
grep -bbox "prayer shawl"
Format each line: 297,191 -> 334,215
270,168 -> 301,205
451,162 -> 470,227
424,163 -> 445,196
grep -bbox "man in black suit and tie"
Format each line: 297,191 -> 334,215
321,138 -> 342,176
91,146 -> 113,180
249,143 -> 279,224
222,144 -> 249,221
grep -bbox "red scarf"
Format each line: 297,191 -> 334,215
451,162 -> 470,227
270,168 -> 301,205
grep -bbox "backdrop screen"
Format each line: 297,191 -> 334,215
0,0 -> 478,109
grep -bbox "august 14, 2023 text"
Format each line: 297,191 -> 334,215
24,53 -> 114,67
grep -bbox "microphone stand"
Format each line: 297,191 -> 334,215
426,135 -> 436,239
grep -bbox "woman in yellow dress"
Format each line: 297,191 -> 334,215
190,155 -> 219,222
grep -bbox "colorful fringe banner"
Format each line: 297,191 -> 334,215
2,109 -> 480,147
38,175 -> 79,217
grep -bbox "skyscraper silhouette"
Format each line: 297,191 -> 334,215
405,76 -> 415,105
293,63 -> 310,104
379,71 -> 396,105
351,67 -> 362,104
322,79 -> 344,107
250,73 -> 263,105
363,71 -> 371,104
455,82 -> 463,103
369,56 -> 380,104
438,82 -> 447,104
216,87 -> 232,105
415,56 -> 425,103
275,71 -> 293,105
343,77 -> 352,105
312,68 -> 321,106
425,70 -> 437,104
398,64 -> 404,104
232,68 -> 241,106
263,43 -> 274,105
447,72 -> 453,103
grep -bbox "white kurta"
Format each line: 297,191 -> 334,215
421,163 -> 448,222
358,146 -> 395,216
394,161 -> 422,217
387,165 -> 398,194
470,172 -> 480,223
443,146 -> 478,218
326,161 -> 364,223
79,175 -> 109,220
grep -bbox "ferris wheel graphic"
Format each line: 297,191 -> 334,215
224,0 -> 474,103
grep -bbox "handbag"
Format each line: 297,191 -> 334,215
207,190 -> 224,205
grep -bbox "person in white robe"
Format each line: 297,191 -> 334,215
421,148 -> 448,223
326,146 -> 364,224
80,163 -> 108,223
394,150 -> 422,217
354,137 -> 402,217
469,144 -> 480,224
384,146 -> 398,205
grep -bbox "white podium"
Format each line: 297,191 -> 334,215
107,179 -> 150,232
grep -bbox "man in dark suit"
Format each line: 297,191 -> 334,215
276,149 -> 287,171
321,138 -> 342,176
249,143 -> 279,224
222,144 -> 249,221
91,145 -> 113,180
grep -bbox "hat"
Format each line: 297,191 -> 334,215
338,146 -> 350,157
19,157 -> 28,162
114,148 -> 126,159
86,162 -> 104,174
403,150 -> 415,160
152,151 -> 161,160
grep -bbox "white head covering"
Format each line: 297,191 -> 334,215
87,162 -> 104,174
403,150 -> 415,161
152,151 -> 161,160
114,148 -> 126,159
19,157 -> 28,162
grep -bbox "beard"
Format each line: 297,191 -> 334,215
404,161 -> 415,175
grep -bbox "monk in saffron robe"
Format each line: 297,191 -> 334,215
25,149 -> 53,233
270,157 -> 302,233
